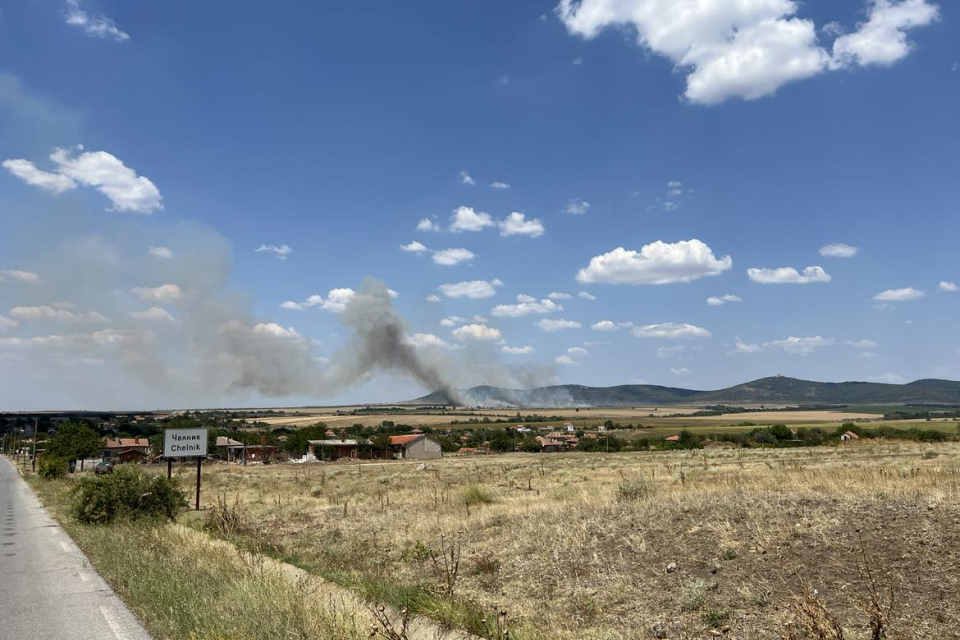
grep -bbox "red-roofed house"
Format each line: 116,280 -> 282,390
664,434 -> 681,443
104,437 -> 152,463
387,434 -> 442,460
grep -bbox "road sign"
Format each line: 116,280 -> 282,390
163,428 -> 208,458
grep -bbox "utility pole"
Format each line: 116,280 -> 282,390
32,418 -> 39,472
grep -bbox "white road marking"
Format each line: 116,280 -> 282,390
59,541 -> 71,553
100,606 -> 127,640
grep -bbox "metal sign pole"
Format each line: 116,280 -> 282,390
195,457 -> 202,510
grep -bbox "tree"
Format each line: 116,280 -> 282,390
46,422 -> 103,469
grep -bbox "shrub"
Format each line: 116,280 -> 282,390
702,607 -> 730,628
71,465 -> 187,524
616,478 -> 656,502
679,578 -> 709,611
461,484 -> 494,507
38,456 -> 68,480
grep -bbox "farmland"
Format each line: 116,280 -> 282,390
175,441 -> 960,639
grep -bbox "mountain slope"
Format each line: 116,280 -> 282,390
411,376 -> 960,408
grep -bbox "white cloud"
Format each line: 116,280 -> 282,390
0,269 -> 41,284
128,307 -> 175,322
819,243 -> 859,258
280,288 -> 395,313
736,335 -> 834,355
577,239 -> 731,285
537,318 -> 582,332
4,146 -> 162,213
490,181 -> 511,189
438,279 -> 503,299
400,241 -> 429,253
498,212 -> 545,238
0,328 -> 132,350
449,206 -> 496,233
255,244 -> 293,259
868,372 -> 908,384
631,323 -> 711,339
548,292 -> 572,300
573,57 -> 584,65
706,294 -> 742,306
501,345 -> 535,355
2,159 -> 76,193
439,317 -> 459,327
564,197 -> 591,215
132,284 -> 182,304
670,367 -> 691,376
218,321 -> 304,342
578,291 -> 596,301
747,266 -> 831,284
845,339 -> 879,349
557,0 -> 937,105
0,316 -> 18,331
65,0 -> 130,41
832,0 -> 939,68
426,294 -> 441,303
874,287 -> 924,302
433,248 -> 476,266
554,355 -> 580,366
459,171 -> 476,185
938,281 -> 958,292
567,347 -> 588,356
148,246 -> 173,259
407,333 -> 452,349
656,345 -> 686,358
10,304 -> 110,323
590,320 -> 626,331
452,323 -> 502,342
491,295 -> 562,317
417,218 -> 441,233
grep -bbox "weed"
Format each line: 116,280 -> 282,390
702,607 -> 729,628
679,579 -> 708,611
616,477 -> 656,502
461,484 -> 494,507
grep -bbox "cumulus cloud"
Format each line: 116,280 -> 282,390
406,332 -> 453,349
567,347 -> 588,356
491,295 -> 562,317
548,292 -> 572,300
832,0 -> 939,68
400,241 -> 429,253
554,354 -> 580,366
450,206 -> 496,233
564,197 -> 591,215
425,294 -> 441,303
0,269 -> 41,284
578,291 -> 596,301
656,345 -> 686,358
670,367 -> 691,375
132,284 -> 182,304
845,339 -> 879,349
537,318 -> 582,332
255,244 -> 293,259
0,316 -> 17,331
438,279 -> 503,299
556,0 -> 938,105
452,323 -> 502,342
735,335 -> 834,355
747,266 -> 831,284
10,304 -> 110,323
498,212 -> 545,237
432,248 -> 476,266
65,0 -> 130,41
631,323 -> 711,339
128,307 -> 175,322
459,171 -> 476,185
281,288 -> 398,313
148,246 -> 173,259
707,294 -> 742,306
490,181 -> 510,189
501,345 -> 535,354
3,146 -> 162,213
417,218 -> 441,232
874,287 -> 924,302
590,320 -> 629,331
819,243 -> 859,258
938,281 -> 958,292
577,239 -> 731,285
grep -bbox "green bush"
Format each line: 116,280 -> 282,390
616,478 -> 656,502
461,483 -> 494,507
71,465 -> 187,524
38,456 -> 68,480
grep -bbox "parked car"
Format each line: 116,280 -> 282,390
94,461 -> 114,475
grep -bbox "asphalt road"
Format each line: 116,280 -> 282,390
0,457 -> 153,640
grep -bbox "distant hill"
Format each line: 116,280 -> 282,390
411,376 -> 960,408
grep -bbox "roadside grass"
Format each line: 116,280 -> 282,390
25,476 -> 370,640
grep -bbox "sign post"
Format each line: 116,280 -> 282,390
163,428 -> 208,510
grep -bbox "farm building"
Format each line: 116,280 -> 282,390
103,438 -> 151,462
387,434 -> 442,460
308,438 -> 361,461
664,434 -> 680,443
215,436 -> 278,464
840,430 -> 860,441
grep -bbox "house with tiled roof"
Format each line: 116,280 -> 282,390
103,437 -> 152,462
387,434 -> 442,460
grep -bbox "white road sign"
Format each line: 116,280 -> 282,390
163,428 -> 208,458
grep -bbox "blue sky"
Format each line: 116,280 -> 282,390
0,0 -> 958,409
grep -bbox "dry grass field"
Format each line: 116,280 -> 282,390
182,442 -> 960,640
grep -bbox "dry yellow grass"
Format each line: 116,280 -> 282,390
185,442 -> 960,639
